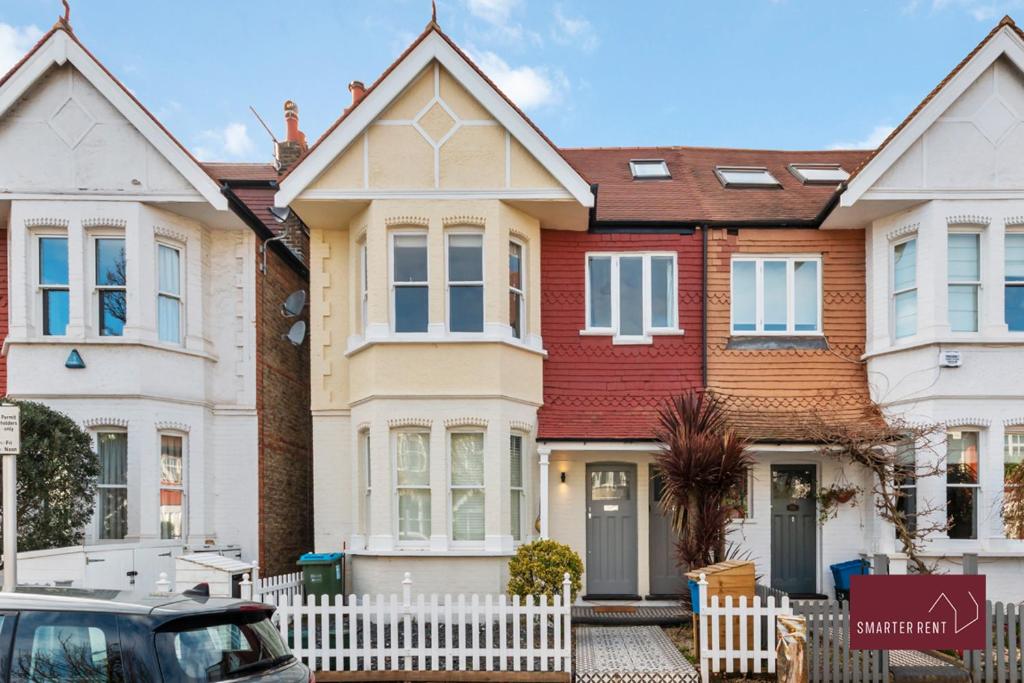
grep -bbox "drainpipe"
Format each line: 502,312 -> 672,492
538,445 -> 551,539
702,225 -> 709,389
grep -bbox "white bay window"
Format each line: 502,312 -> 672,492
395,431 -> 431,543
731,256 -> 821,334
157,244 -> 182,344
948,232 -> 980,332
510,434 -> 524,542
450,432 -> 485,543
96,431 -> 128,540
392,233 -> 429,333
892,238 -> 917,339
447,233 -> 484,333
159,434 -> 185,540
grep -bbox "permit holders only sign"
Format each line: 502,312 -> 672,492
0,406 -> 19,455
850,574 -> 985,650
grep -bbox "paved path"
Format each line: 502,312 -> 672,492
572,605 -> 690,626
575,626 -> 699,682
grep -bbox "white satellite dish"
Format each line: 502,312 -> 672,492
281,290 -> 307,317
268,206 -> 291,224
284,321 -> 307,346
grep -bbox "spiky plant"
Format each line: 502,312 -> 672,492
653,390 -> 753,570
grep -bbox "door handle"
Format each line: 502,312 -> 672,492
158,552 -> 171,557
86,558 -> 105,564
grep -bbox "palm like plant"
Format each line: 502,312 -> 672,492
653,390 -> 753,570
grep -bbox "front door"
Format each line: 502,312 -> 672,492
585,463 -> 638,597
770,464 -> 817,595
649,470 -> 686,596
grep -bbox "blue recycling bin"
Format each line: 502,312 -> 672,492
829,559 -> 869,602
688,579 -> 701,614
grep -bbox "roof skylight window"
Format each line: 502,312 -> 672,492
715,167 -> 781,188
789,164 -> 849,184
630,159 -> 671,179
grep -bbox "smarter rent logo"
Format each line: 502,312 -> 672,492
850,575 -> 985,650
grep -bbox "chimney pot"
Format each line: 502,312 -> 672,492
348,81 -> 367,107
276,100 -> 307,174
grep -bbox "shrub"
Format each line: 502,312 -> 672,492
507,539 -> 583,603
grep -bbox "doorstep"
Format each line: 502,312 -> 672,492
572,602 -> 690,626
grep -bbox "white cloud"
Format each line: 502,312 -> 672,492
467,48 -> 569,110
463,0 -> 540,45
551,5 -> 599,52
466,0 -> 520,25
829,124 -> 896,150
0,22 -> 43,76
194,122 -> 258,161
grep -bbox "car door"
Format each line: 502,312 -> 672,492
9,611 -> 124,682
0,612 -> 17,681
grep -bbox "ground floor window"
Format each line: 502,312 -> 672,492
724,471 -> 752,519
395,431 -> 430,543
159,435 -> 185,539
510,434 -> 524,541
96,432 -> 128,540
1004,431 -> 1024,539
947,430 -> 980,539
895,440 -> 917,536
450,432 -> 485,542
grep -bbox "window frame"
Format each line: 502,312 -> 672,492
946,428 -> 981,540
389,230 -> 430,335
158,432 -> 187,541
445,230 -> 485,334
448,429 -> 486,546
93,428 -> 129,543
1005,229 -> 1024,332
787,163 -> 849,185
947,229 -> 983,333
714,166 -> 782,188
92,234 -> 127,337
359,239 -> 368,335
36,233 -> 70,337
510,432 -> 526,542
894,439 -> 918,537
509,239 -> 526,340
360,429 -> 372,535
156,240 -> 184,345
629,159 -> 671,179
583,251 -> 680,343
729,254 -> 823,335
392,428 -> 431,547
1003,429 -> 1024,539
891,235 -> 918,341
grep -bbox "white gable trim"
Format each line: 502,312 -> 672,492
841,25 -> 1024,207
276,31 -> 593,208
0,30 -> 227,210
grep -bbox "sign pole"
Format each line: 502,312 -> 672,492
0,405 -> 21,593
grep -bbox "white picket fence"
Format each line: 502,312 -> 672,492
253,569 -> 302,603
697,572 -> 793,681
262,572 -> 572,675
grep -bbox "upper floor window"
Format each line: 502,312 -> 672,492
731,256 -> 821,334
892,238 -> 917,339
947,429 -> 979,540
39,236 -> 69,336
586,253 -> 677,339
95,238 -> 126,336
159,434 -> 185,539
1006,233 -> 1024,332
395,430 -> 430,543
392,233 -> 429,333
359,240 -> 368,334
715,166 -> 781,188
1004,430 -> 1024,539
157,244 -> 182,344
447,233 -> 484,333
509,241 -> 525,340
948,232 -> 980,332
96,431 -> 127,540
450,432 -> 485,543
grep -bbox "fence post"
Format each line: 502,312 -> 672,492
250,560 -> 261,585
698,573 -> 709,683
240,572 -> 253,601
962,553 -> 978,575
562,572 -> 572,671
872,553 -> 889,575
155,572 -> 171,593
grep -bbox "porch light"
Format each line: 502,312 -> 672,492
560,471 -> 566,484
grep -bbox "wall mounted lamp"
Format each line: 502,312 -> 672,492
560,471 -> 566,484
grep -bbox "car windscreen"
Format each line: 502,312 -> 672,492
154,610 -> 293,682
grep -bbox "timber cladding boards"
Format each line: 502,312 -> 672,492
705,227 -> 873,441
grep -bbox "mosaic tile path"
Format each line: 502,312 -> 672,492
572,605 -> 691,626
575,626 -> 700,683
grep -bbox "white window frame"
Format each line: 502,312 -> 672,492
510,432 -> 526,542
35,232 -> 70,337
360,429 -> 372,535
158,431 -> 187,541
947,229 -> 982,333
582,251 -> 681,344
93,428 -> 128,543
629,159 -> 671,179
448,429 -> 486,546
359,239 -> 368,335
787,163 -> 848,185
946,428 -> 981,540
445,230 -> 485,335
729,254 -> 823,335
156,240 -> 184,345
891,236 -> 918,341
92,233 -> 127,337
1005,229 -> 1024,332
509,239 -> 526,340
389,230 -> 430,335
714,166 -> 781,188
1003,429 -> 1024,539
893,439 -> 917,537
393,428 -> 431,547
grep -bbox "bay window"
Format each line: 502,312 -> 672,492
95,237 -> 126,336
585,253 -> 678,339
447,233 -> 484,333
1006,233 -> 1024,331
39,236 -> 69,336
96,432 -> 127,540
1004,431 -> 1024,539
359,240 -> 368,334
450,432 -> 484,542
392,234 -> 428,333
510,434 -> 524,541
157,244 -> 182,344
159,435 -> 184,540
892,238 -> 917,339
731,256 -> 821,334
509,241 -> 525,339
395,431 -> 430,542
948,232 -> 980,332
947,430 -> 979,539
361,431 -> 372,533
894,440 -> 917,535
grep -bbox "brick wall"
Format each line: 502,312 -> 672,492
538,229 -> 704,439
0,228 -> 7,396
255,244 -> 313,576
706,227 -> 874,441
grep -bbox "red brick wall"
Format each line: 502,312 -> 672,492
538,230 -> 704,440
255,245 -> 313,576
0,229 -> 7,397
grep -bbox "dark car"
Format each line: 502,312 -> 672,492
0,586 -> 312,682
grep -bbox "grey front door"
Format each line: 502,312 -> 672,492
586,463 -> 638,596
770,464 -> 817,595
649,470 -> 686,596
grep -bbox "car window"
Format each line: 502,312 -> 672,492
10,611 -> 122,683
155,612 -> 292,682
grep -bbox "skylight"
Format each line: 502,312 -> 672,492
630,159 -> 671,179
715,166 -> 781,188
789,164 -> 849,184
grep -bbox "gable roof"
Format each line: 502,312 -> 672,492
564,146 -> 869,225
275,22 -> 593,208
840,15 -> 1024,206
0,22 -> 227,210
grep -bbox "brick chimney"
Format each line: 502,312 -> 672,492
344,81 -> 366,115
275,100 -> 307,173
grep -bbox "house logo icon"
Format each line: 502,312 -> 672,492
928,590 -> 980,634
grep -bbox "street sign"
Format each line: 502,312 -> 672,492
0,406 -> 19,456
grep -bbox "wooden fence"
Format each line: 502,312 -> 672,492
964,600 -> 1024,682
792,600 -> 888,683
262,572 -> 572,678
252,569 -> 303,603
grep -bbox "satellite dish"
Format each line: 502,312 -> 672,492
284,321 -> 307,346
268,206 -> 291,224
281,290 -> 307,317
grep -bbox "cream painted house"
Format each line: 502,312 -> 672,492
277,21 -> 593,594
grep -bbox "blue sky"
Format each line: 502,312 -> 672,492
0,0 -> 1019,162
